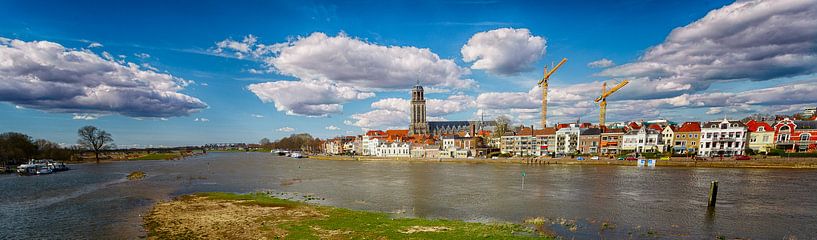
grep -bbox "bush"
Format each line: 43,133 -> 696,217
745,148 -> 756,156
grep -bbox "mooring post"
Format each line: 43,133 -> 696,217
708,181 -> 718,207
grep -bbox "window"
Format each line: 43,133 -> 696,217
721,123 -> 728,129
802,134 -> 811,141
762,136 -> 769,142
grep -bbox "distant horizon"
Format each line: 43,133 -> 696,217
2,0 -> 816,146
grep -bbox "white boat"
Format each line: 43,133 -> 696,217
290,152 -> 303,158
17,159 -> 69,176
36,167 -> 53,175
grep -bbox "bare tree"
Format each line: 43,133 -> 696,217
77,126 -> 114,164
492,116 -> 511,137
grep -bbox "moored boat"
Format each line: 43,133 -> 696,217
16,159 -> 69,176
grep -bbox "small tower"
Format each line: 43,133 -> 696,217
409,82 -> 428,136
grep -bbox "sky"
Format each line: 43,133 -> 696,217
1,0 -> 816,147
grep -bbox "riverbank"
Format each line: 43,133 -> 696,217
309,155 -> 817,169
144,192 -> 545,239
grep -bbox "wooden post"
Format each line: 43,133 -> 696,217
708,181 -> 718,207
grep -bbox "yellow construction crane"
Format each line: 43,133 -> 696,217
594,80 -> 629,129
537,58 -> 567,129
594,79 -> 629,158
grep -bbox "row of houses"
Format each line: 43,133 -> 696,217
321,117 -> 817,158
494,118 -> 817,157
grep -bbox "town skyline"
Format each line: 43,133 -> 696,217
2,0 -> 817,147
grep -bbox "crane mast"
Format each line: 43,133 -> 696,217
594,79 -> 629,157
538,58 -> 567,129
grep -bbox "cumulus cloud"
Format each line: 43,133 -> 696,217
346,95 -> 476,129
0,38 -> 207,118
461,28 -> 546,75
598,0 -> 817,98
247,80 -> 374,117
87,42 -> 103,48
215,32 -> 477,117
277,127 -> 295,132
587,58 -> 614,68
325,125 -> 340,130
469,0 -> 817,124
269,32 -> 475,90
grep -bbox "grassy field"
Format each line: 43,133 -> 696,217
145,192 -> 546,239
129,153 -> 180,160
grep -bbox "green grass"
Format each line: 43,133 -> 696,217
182,192 -> 544,239
130,153 -> 180,160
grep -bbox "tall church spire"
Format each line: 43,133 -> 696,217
408,81 -> 428,136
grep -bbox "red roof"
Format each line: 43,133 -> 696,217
676,122 -> 701,132
627,122 -> 641,130
517,127 -> 556,136
555,123 -> 571,130
746,120 -> 772,132
366,130 -> 385,136
647,124 -> 663,132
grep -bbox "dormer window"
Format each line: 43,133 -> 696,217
757,127 -> 765,132
720,123 -> 728,129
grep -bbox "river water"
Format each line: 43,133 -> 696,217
1,152 -> 815,239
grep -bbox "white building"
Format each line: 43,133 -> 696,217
360,135 -> 382,156
374,141 -> 411,157
699,119 -> 747,157
622,127 -> 662,153
554,127 -> 581,154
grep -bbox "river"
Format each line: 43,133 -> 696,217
1,152 -> 815,239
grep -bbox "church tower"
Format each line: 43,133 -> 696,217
408,83 -> 428,135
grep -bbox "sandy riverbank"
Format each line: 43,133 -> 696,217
308,155 -> 817,169
144,192 -> 546,239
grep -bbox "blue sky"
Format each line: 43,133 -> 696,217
1,0 -> 816,147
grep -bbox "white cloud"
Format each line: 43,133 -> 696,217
268,32 -> 475,90
587,58 -> 614,68
194,117 -> 209,122
277,127 -> 295,132
346,95 -> 475,129
346,109 -> 408,130
15,105 -> 24,109
134,53 -> 150,59
215,32 -> 477,117
87,42 -> 103,48
0,38 -> 207,118
247,80 -> 375,117
598,0 -> 817,98
461,28 -> 546,75
251,114 -> 264,118
72,113 -> 104,120
325,125 -> 340,130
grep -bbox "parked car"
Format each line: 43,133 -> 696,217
734,155 -> 751,160
617,157 -> 625,161
577,157 -> 585,161
591,156 -> 600,160
660,156 -> 671,161
625,157 -> 638,161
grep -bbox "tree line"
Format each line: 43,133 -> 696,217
1,125 -> 114,166
258,133 -> 322,151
